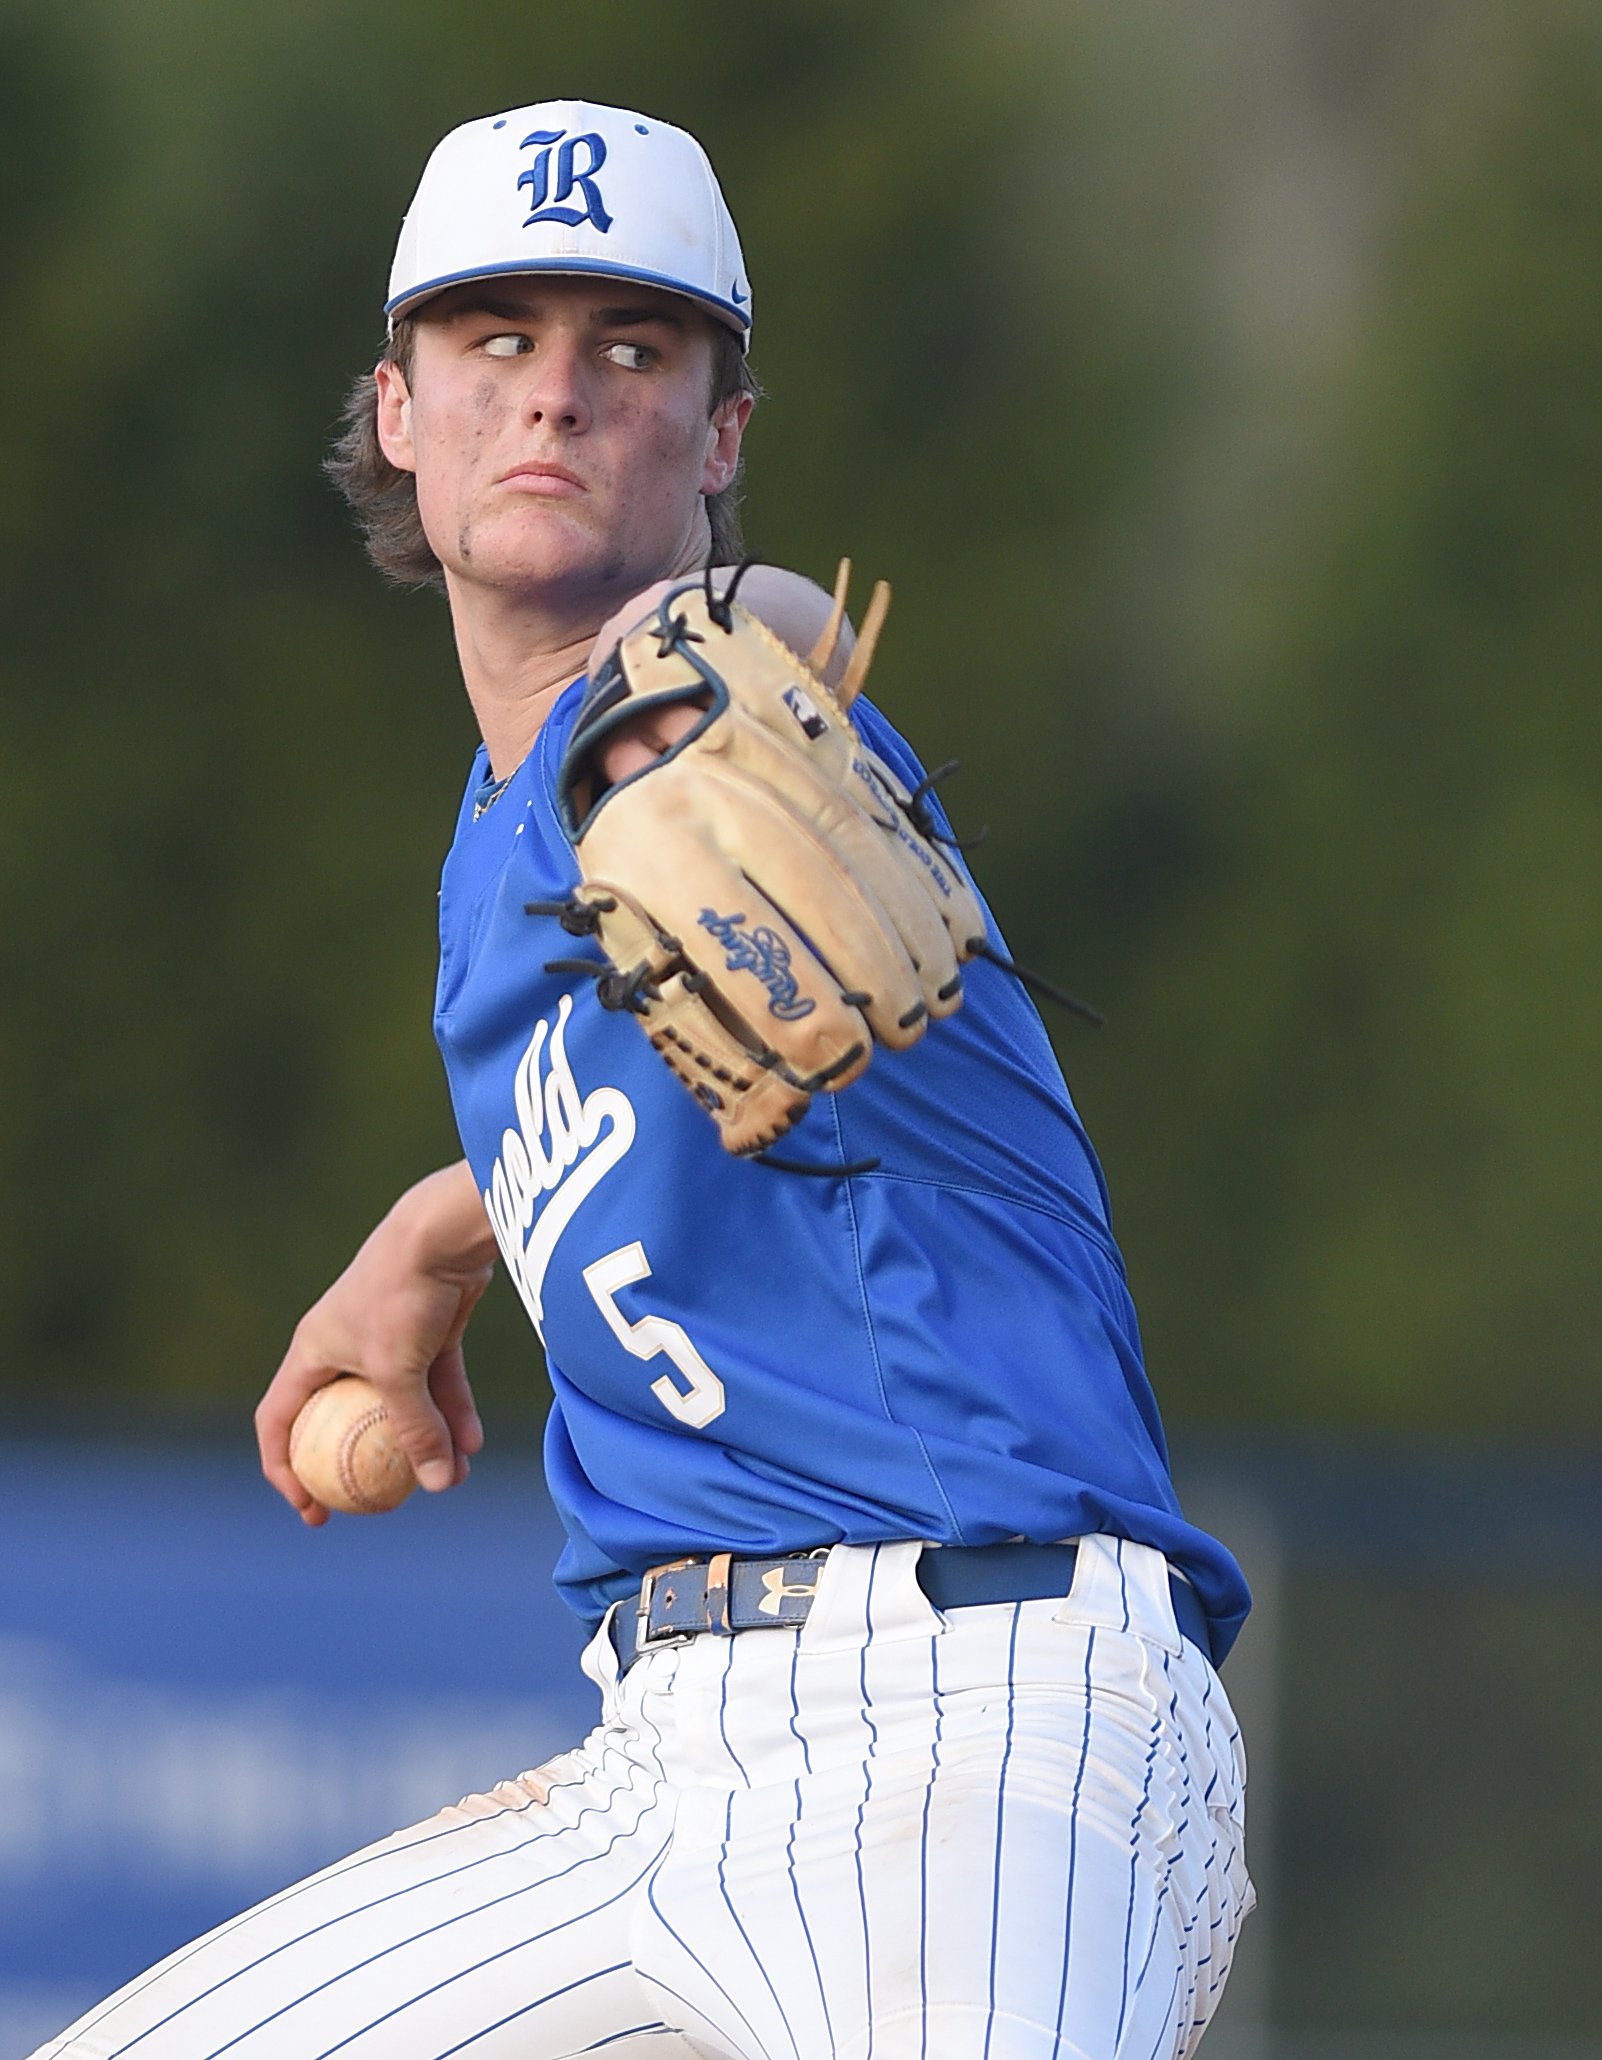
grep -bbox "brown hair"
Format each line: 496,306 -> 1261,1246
325,309 -> 760,590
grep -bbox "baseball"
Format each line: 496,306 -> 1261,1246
288,1375 -> 417,1515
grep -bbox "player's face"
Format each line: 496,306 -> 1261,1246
375,277 -> 748,605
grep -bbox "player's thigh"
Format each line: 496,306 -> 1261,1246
631,1696 -> 1100,2060
30,1744 -> 673,2060
636,1621 -> 1246,2060
856,1698 -> 1241,2060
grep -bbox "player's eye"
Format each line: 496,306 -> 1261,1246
481,332 -> 532,358
601,341 -> 656,372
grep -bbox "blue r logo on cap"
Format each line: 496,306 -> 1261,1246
518,130 -> 614,234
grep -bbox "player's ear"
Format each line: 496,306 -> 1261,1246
701,388 -> 752,498
374,358 -> 417,474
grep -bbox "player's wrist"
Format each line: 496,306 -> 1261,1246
387,1161 -> 499,1278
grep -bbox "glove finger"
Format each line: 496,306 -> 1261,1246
823,800 -> 968,1023
847,747 -> 989,1010
708,714 -> 972,1025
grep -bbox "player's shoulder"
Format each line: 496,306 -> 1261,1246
847,697 -> 950,836
850,693 -> 918,765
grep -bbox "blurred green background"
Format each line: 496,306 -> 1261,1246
3,0 -> 1599,2050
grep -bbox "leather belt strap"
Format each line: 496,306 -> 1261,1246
610,1542 -> 1211,1672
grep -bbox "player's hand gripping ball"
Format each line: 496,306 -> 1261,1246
552,560 -> 988,1156
289,1375 -> 418,1515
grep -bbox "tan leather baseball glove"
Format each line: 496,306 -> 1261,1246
545,562 -> 989,1159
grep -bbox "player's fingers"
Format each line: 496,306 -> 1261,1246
598,702 -> 705,786
256,1344 -> 343,1519
429,1343 -> 485,1461
367,1370 -> 460,1494
429,1276 -> 490,1477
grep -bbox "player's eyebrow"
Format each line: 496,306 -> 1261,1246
591,304 -> 686,331
438,293 -> 685,331
439,292 -> 544,323
463,294 -> 531,320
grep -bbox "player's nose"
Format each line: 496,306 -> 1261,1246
519,334 -> 592,434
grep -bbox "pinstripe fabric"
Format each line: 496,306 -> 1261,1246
982,1603 -> 1024,2060
916,1627 -> 944,2060
32,1540 -> 1251,2060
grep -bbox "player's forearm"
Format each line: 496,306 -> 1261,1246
386,1158 -> 500,1277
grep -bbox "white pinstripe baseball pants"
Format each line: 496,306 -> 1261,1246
32,1537 -> 1253,2060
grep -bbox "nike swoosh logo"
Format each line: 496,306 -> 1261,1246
731,282 -> 748,305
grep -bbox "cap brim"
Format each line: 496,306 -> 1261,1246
385,255 -> 750,339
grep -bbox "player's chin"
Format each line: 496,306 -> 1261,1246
457,507 -> 619,592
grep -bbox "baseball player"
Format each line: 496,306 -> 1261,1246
34,100 -> 1254,2060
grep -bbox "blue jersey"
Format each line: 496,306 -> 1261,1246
435,682 -> 1250,1660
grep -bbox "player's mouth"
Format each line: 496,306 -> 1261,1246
498,461 -> 586,497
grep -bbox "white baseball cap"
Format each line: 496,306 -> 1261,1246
386,100 -> 752,343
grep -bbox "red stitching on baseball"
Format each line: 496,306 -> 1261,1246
338,1405 -> 389,1512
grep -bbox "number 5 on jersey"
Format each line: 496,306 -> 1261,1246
582,1242 -> 727,1429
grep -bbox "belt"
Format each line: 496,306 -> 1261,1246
609,1542 -> 1211,1672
